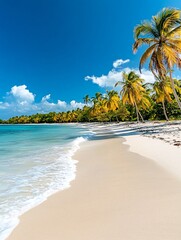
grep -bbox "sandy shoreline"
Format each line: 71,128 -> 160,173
8,125 -> 181,240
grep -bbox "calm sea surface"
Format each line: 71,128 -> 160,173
0,124 -> 90,240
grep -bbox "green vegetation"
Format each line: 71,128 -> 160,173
115,71 -> 150,122
1,8 -> 181,124
2,77 -> 181,124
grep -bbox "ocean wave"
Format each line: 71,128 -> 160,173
0,133 -> 87,240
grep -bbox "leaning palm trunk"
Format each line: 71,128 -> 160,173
169,71 -> 181,111
162,100 -> 169,121
108,113 -> 112,122
135,102 -> 144,122
135,103 -> 140,122
115,115 -> 119,123
138,109 -> 144,122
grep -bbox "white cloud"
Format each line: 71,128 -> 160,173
138,69 -> 156,84
70,100 -> 85,109
113,59 -> 130,68
85,74 -> 114,87
41,94 -> 51,102
85,59 -> 155,88
85,69 -> 125,87
10,85 -> 35,104
38,94 -> 67,112
57,100 -> 67,108
0,85 -> 86,119
0,102 -> 10,109
41,94 -> 67,108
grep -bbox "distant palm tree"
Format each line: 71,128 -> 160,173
115,71 -> 148,122
91,92 -> 103,114
104,90 -> 120,122
104,90 -> 120,111
133,8 -> 181,110
95,92 -> 102,101
153,78 -> 173,121
83,95 -> 90,105
91,93 -> 102,115
174,78 -> 181,96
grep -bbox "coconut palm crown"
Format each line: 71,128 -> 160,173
133,8 -> 181,109
83,95 -> 90,105
104,90 -> 120,111
133,8 -> 181,74
115,71 -> 149,122
153,77 -> 173,120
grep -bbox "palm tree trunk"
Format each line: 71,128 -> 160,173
138,109 -> 144,122
169,71 -> 181,110
135,102 -> 144,122
162,101 -> 169,121
116,115 -> 119,123
135,103 -> 140,122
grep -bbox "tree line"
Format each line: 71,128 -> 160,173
3,75 -> 181,124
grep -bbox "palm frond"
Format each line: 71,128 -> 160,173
133,38 -> 157,53
115,81 -> 122,87
163,43 -> 178,67
168,41 -> 181,52
166,25 -> 181,38
134,22 -> 159,40
139,43 -> 157,72
162,9 -> 181,30
154,8 -> 181,35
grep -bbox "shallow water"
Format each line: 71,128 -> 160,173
0,124 -> 90,240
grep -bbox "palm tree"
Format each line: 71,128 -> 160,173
133,8 -> 181,110
81,105 -> 91,122
90,93 -> 109,121
95,92 -> 102,101
104,90 -> 120,110
104,90 -> 120,122
115,71 -> 147,122
71,110 -> 78,122
83,95 -> 90,105
91,93 -> 103,113
174,78 -> 181,96
153,78 -> 173,121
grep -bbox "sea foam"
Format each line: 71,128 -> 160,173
0,125 -> 88,240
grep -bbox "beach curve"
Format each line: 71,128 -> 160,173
7,124 -> 181,240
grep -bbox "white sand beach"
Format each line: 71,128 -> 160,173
8,121 -> 181,240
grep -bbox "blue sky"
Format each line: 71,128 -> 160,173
0,0 -> 181,119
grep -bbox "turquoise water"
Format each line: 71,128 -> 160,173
0,124 -> 90,240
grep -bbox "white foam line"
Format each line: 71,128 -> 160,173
1,136 -> 87,240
